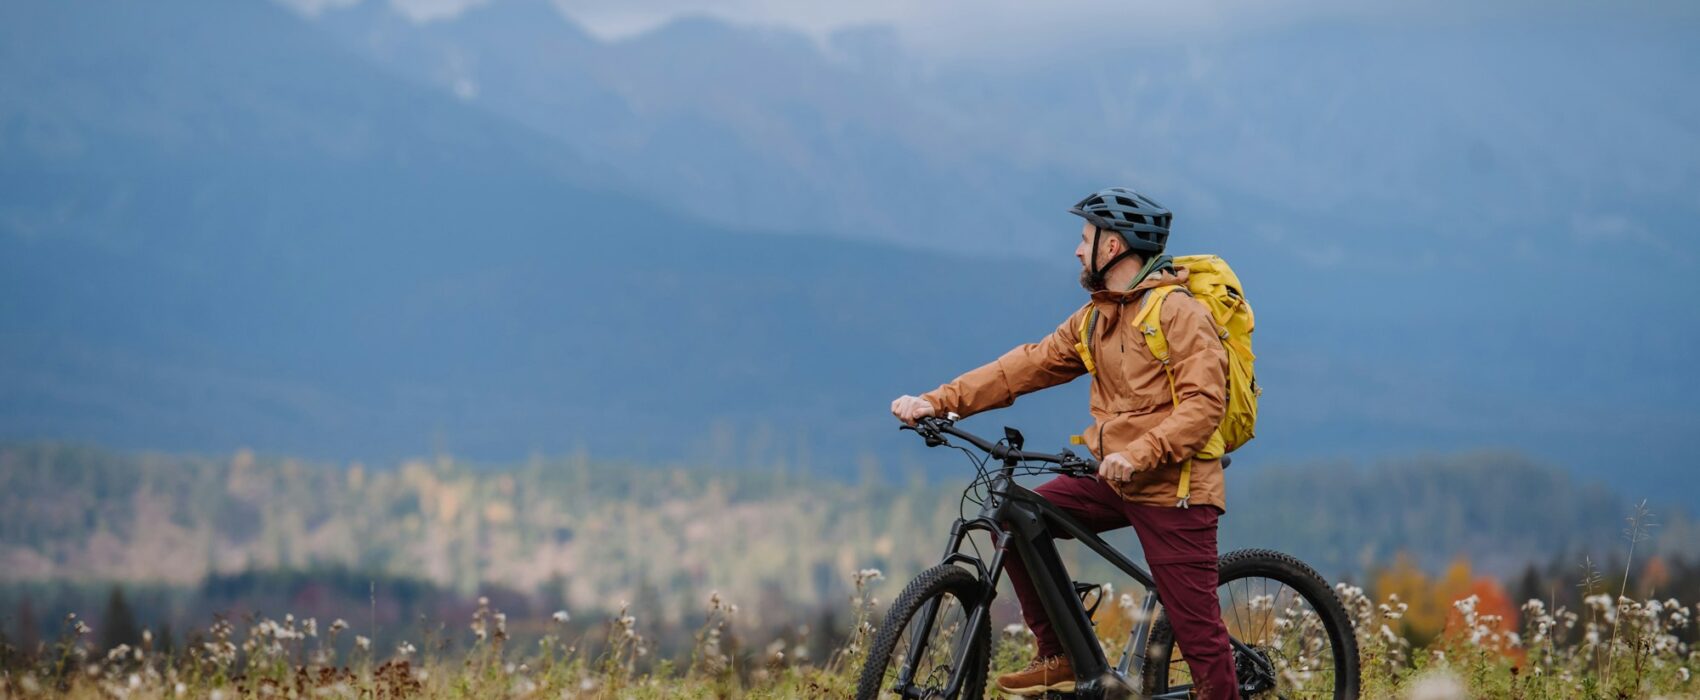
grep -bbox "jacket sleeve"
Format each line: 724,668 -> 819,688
1120,294 -> 1229,470
919,307 -> 1090,418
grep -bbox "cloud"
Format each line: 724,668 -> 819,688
279,0 -> 1700,62
545,0 -> 1700,60
274,0 -> 493,23
273,0 -> 362,17
393,0 -> 495,22
1570,212 -> 1688,264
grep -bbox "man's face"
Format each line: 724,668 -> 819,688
1076,221 -> 1120,291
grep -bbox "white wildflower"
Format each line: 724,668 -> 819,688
1406,669 -> 1467,700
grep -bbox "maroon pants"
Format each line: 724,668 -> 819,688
1003,475 -> 1240,700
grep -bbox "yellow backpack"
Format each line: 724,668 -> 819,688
1073,254 -> 1259,506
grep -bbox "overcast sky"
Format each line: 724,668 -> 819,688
281,0 -> 1700,61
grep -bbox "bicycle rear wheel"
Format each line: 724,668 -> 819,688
1142,548 -> 1360,699
855,564 -> 993,700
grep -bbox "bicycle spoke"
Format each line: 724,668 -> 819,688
1162,574 -> 1342,699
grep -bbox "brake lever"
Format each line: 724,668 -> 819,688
899,420 -> 947,447
1057,448 -> 1099,478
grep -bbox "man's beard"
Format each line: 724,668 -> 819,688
1079,264 -> 1106,292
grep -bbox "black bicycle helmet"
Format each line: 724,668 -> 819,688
1069,187 -> 1172,254
1069,187 -> 1172,288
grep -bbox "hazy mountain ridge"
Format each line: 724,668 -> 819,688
271,0 -> 1700,480
308,0 -> 1073,255
1,0 -> 1696,501
306,1 -> 1700,268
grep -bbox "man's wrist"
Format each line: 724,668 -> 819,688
917,392 -> 948,415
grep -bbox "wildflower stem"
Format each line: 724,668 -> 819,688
1605,499 -> 1656,689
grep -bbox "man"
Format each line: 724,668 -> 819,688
890,187 -> 1239,699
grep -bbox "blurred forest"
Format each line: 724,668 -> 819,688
3,441 -> 1697,655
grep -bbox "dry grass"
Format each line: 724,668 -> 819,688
3,507 -> 1695,699
2,579 -> 1692,699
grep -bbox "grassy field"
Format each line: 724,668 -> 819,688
1,566 -> 1694,700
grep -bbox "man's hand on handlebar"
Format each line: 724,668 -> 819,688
1097,452 -> 1136,482
890,395 -> 936,425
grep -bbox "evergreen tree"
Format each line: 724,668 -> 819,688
13,597 -> 39,651
100,586 -> 140,652
156,622 -> 177,662
1513,563 -> 1545,613
0,609 -> 11,668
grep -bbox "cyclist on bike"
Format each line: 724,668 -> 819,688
891,187 -> 1240,699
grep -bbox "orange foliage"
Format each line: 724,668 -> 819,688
1372,552 -> 1518,659
1374,553 -> 1434,639
1641,556 -> 1671,597
1442,577 -> 1524,662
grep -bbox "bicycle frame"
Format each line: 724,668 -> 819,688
897,467 -> 1238,699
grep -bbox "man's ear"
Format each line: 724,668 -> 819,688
1102,232 -> 1122,257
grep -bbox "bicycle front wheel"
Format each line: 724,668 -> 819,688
1143,548 -> 1361,699
854,564 -> 993,700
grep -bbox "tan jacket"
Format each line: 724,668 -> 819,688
920,268 -> 1231,511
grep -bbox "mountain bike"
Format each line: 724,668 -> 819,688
854,415 -> 1359,699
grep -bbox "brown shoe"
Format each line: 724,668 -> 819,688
995,654 -> 1075,695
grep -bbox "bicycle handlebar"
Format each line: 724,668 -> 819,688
901,415 -> 1099,477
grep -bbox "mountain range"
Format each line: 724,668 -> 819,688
1,0 -> 1696,507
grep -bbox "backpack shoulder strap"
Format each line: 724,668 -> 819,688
1130,285 -> 1189,364
1074,303 -> 1100,375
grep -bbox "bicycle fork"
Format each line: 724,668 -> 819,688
895,518 -> 1008,698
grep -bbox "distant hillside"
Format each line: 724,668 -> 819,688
1,0 -> 1696,502
0,0 -> 1085,468
3,442 -> 1693,621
